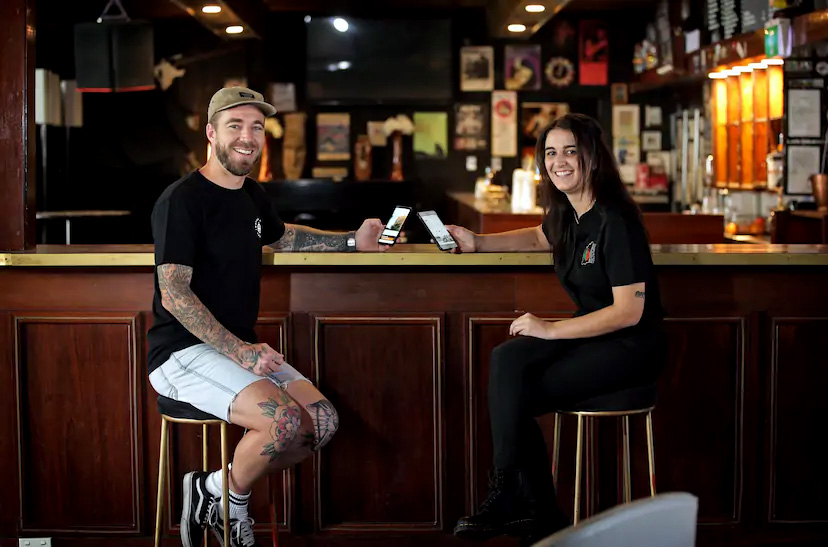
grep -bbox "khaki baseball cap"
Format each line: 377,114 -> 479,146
207,86 -> 276,122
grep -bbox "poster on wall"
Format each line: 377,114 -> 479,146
491,91 -> 518,157
612,104 -> 640,137
521,103 -> 569,141
413,112 -> 448,159
454,103 -> 488,151
267,83 -> 296,112
367,121 -> 387,147
460,46 -> 494,91
579,20 -> 609,86
316,113 -> 350,161
613,135 -> 641,183
505,44 -> 542,91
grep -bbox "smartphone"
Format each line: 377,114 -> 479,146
417,210 -> 458,251
378,206 -> 412,246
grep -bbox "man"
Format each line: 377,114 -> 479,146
147,87 -> 385,547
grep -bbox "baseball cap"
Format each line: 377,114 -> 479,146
207,86 -> 277,122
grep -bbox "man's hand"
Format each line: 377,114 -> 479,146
355,218 -> 388,252
509,313 -> 554,340
445,225 -> 477,253
236,342 -> 285,376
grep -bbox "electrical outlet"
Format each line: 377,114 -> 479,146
19,539 -> 51,547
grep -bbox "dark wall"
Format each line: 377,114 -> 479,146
34,2 -> 650,243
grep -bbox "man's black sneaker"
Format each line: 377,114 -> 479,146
180,471 -> 216,547
207,500 -> 261,547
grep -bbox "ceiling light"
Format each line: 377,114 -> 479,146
748,62 -> 765,69
763,58 -> 784,66
734,65 -> 753,73
201,5 -> 221,14
304,15 -> 311,23
225,25 -> 243,34
525,4 -> 546,12
333,17 -> 349,32
708,72 -> 728,79
508,24 -> 527,33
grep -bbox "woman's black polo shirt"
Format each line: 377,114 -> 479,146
543,203 -> 664,334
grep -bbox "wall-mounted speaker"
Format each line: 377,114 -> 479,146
73,21 -> 155,92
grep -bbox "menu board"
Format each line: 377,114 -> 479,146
741,0 -> 767,33
706,0 -> 722,43
720,0 -> 740,39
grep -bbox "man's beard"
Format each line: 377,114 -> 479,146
215,140 -> 261,176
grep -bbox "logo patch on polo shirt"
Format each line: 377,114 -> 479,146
581,241 -> 597,265
254,217 -> 262,239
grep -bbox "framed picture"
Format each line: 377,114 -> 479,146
316,113 -> 350,161
460,46 -> 494,91
413,112 -> 449,159
454,103 -> 488,151
611,83 -> 628,105
505,44 -> 542,91
642,130 -> 662,151
521,102 -> 569,141
645,105 -> 663,127
613,135 -> 640,183
612,105 -> 640,137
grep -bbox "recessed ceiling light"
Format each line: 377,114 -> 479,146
525,4 -> 545,12
225,25 -> 243,34
508,23 -> 527,33
763,58 -> 784,66
333,17 -> 349,32
201,5 -> 221,14
708,72 -> 728,79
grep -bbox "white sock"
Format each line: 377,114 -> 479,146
206,466 -> 251,521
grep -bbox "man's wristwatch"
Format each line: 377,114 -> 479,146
346,231 -> 357,252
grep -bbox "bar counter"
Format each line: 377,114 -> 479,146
1,244 -> 827,546
2,243 -> 828,266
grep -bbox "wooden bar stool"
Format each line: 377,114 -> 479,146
551,385 -> 657,524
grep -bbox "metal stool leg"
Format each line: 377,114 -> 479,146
203,424 -> 209,546
574,414 -> 584,524
646,412 -> 656,496
621,415 -> 632,503
552,413 -> 561,490
154,417 -> 168,547
221,422 -> 231,547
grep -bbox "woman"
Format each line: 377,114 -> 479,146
449,113 -> 667,542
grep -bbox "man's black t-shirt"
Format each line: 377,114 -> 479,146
147,170 -> 286,373
543,203 -> 664,334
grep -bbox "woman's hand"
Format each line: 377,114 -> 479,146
445,225 -> 477,253
509,313 -> 554,340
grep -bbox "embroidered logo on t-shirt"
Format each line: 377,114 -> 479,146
581,241 -> 597,265
254,217 -> 262,239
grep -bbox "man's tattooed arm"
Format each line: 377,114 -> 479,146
157,264 -> 253,365
268,223 -> 351,252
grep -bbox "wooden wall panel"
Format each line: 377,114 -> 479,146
312,315 -> 443,531
768,318 -> 828,523
291,273 -> 513,312
14,314 -> 142,533
653,317 -> 745,524
0,312 -> 19,536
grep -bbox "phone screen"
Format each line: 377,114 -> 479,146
378,206 -> 411,245
418,210 -> 458,250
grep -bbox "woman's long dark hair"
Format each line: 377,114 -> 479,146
535,113 -> 643,263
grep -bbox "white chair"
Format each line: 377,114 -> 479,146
532,492 -> 698,547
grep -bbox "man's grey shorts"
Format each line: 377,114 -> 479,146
149,343 -> 310,422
